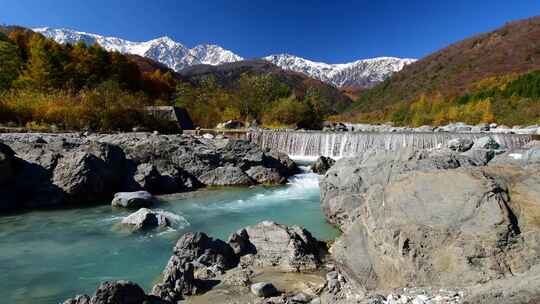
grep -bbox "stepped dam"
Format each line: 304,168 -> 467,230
247,130 -> 536,159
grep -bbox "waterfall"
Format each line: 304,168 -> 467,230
247,130 -> 534,160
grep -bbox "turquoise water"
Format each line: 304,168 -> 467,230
0,170 -> 338,304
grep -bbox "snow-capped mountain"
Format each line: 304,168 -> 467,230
34,27 -> 415,88
34,27 -> 242,71
264,54 -> 416,88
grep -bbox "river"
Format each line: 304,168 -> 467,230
0,167 -> 338,304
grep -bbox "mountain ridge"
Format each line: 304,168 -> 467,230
34,27 -> 414,88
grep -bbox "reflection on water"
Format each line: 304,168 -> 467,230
0,170 -> 338,304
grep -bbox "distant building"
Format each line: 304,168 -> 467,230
145,106 -> 195,130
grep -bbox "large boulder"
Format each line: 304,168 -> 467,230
198,166 -> 253,186
320,149 -> 480,228
152,232 -> 237,301
245,166 -> 285,185
322,149 -> 540,299
228,221 -> 322,272
151,256 -> 197,302
0,135 -> 128,209
111,191 -> 155,208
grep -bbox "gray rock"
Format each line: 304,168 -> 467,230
120,208 -> 170,230
251,282 -> 279,297
63,280 -> 164,304
133,163 -> 161,191
198,166 -> 253,186
111,191 -> 155,208
91,280 -> 147,304
289,292 -> 312,303
327,161 -> 540,296
246,166 -> 285,184
0,133 -> 295,212
463,264 -> 540,304
152,257 -> 197,302
320,149 -> 480,228
152,231 -> 237,301
311,156 -> 335,174
227,228 -> 255,256
62,295 -> 91,304
447,138 -> 473,152
472,136 -> 500,150
228,221 -> 321,271
460,148 -> 495,165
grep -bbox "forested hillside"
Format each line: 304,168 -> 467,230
339,16 -> 540,126
0,26 -> 350,131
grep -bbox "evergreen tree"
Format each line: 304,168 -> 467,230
0,40 -> 21,90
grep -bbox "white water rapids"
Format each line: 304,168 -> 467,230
248,130 -> 534,160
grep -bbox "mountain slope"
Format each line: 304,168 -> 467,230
346,16 -> 540,119
34,27 -> 413,88
179,60 -> 353,114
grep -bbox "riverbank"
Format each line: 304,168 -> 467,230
0,132 -> 297,212
0,168 -> 338,303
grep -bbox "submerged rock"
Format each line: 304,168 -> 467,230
111,191 -> 155,208
311,156 -> 335,174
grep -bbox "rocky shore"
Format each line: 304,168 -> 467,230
63,221 -> 330,304
320,138 -> 540,303
0,132 -> 297,212
5,131 -> 540,303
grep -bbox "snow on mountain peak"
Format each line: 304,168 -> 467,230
34,27 -> 415,88
264,54 -> 416,88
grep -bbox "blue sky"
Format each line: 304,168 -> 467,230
1,0 -> 539,63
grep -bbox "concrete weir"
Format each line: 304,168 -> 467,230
247,130 -> 536,160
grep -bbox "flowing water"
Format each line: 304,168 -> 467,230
248,130 -> 534,160
0,169 -> 337,304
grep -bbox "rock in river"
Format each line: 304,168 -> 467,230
311,156 -> 335,174
120,208 -> 175,231
111,191 -> 155,208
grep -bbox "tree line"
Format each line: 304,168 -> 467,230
0,27 -> 327,131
